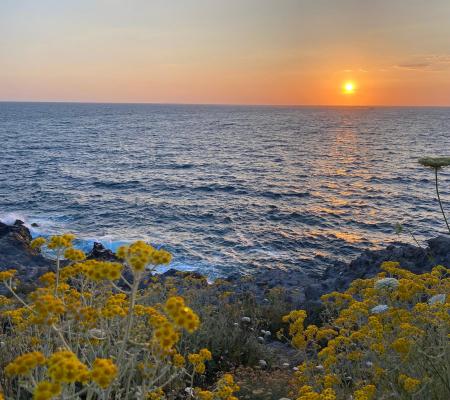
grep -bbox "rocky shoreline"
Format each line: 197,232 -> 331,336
1,219 -> 449,305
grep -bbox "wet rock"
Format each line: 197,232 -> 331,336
87,242 -> 118,261
0,220 -> 53,292
320,235 -> 450,298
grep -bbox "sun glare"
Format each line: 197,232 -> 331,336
343,81 -> 355,94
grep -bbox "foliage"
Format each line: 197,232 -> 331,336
283,262 -> 450,400
0,235 -> 240,399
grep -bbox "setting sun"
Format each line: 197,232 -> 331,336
343,82 -> 355,94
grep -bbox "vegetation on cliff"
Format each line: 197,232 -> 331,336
1,233 -> 449,400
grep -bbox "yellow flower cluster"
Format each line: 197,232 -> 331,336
0,269 -> 16,281
215,373 -> 240,400
398,374 -> 421,393
152,315 -> 180,351
47,350 -> 90,383
116,240 -> 172,272
353,385 -> 376,400
33,381 -> 61,400
81,259 -> 123,281
0,234 -> 214,399
172,353 -> 186,367
75,305 -> 99,328
30,237 -> 47,249
282,310 -> 308,348
64,247 -> 86,261
101,293 -> 128,318
286,263 -> 450,399
30,292 -> 65,325
91,358 -> 118,388
5,351 -> 46,376
188,348 -> 212,374
47,234 -> 75,250
165,296 -> 200,332
147,388 -> 164,400
39,272 -> 56,287
2,307 -> 31,331
195,374 -> 240,400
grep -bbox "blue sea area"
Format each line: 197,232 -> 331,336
1,102 -> 449,278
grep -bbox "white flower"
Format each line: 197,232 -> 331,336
315,365 -> 324,370
258,359 -> 267,368
366,361 -> 374,367
241,316 -> 251,323
257,336 -> 265,344
374,277 -> 399,290
428,293 -> 446,305
371,304 -> 389,314
185,387 -> 194,395
282,362 -> 290,368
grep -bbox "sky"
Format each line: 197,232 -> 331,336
1,0 -> 450,106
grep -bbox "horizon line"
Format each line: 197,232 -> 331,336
1,100 -> 450,108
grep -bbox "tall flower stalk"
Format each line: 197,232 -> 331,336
419,157 -> 450,235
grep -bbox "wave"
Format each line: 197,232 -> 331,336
92,180 -> 143,189
258,190 -> 310,199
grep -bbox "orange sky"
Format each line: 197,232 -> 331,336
1,0 -> 450,106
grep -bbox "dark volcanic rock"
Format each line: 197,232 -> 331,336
1,220 -> 449,309
0,220 -> 53,286
320,235 -> 450,298
87,242 -> 118,261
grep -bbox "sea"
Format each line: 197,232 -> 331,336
1,102 -> 449,278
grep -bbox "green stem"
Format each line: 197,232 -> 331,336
434,168 -> 450,235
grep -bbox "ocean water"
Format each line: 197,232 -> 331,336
1,102 -> 449,278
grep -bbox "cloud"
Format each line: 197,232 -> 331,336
395,55 -> 450,71
396,62 -> 430,70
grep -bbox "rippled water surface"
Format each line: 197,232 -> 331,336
1,102 -> 449,277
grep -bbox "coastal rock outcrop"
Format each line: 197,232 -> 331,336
87,242 -> 118,261
1,221 -> 449,307
320,235 -> 450,296
0,220 -> 53,288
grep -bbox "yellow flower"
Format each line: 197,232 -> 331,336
172,353 -> 185,367
196,390 -> 214,400
5,352 -> 46,376
33,381 -> 61,400
116,240 -> 172,272
0,269 -> 17,281
91,358 -> 118,389
30,292 -> 65,325
165,296 -> 200,332
47,351 -> 90,384
353,385 -> 376,400
101,293 -> 128,318
147,388 -> 164,400
391,337 -> 411,355
81,259 -> 123,281
399,374 -> 421,393
64,247 -> 86,261
30,237 -> 46,249
188,349 -> 212,374
47,234 -> 75,250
